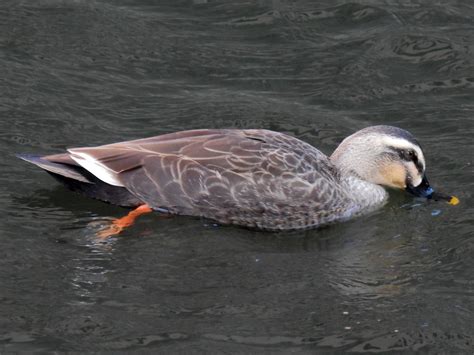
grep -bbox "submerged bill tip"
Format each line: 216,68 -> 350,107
448,196 -> 460,206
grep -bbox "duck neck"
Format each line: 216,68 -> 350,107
340,173 -> 388,211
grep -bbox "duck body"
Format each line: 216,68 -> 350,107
19,126 -> 433,231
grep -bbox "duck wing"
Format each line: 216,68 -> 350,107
65,129 -> 342,227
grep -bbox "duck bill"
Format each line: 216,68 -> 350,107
406,175 -> 434,199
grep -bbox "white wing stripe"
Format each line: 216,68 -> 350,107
68,150 -> 124,187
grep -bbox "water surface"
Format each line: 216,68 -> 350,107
1,0 -> 473,352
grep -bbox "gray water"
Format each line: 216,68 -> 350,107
1,0 -> 473,352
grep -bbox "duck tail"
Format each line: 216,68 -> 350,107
17,153 -> 142,207
17,154 -> 92,183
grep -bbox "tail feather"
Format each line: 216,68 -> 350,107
17,154 -> 142,207
17,154 -> 92,183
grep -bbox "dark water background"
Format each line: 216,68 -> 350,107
1,0 -> 473,352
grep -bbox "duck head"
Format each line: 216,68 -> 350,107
330,125 -> 434,198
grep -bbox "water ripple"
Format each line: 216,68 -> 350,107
0,0 -> 473,353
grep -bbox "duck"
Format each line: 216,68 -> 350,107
18,125 -> 458,235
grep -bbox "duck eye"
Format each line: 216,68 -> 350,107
408,150 -> 418,162
397,149 -> 417,162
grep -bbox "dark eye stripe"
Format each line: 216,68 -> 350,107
414,160 -> 424,174
389,147 -> 424,173
392,148 -> 412,161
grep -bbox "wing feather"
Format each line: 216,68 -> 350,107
63,129 -> 340,223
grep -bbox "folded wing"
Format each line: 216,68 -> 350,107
62,129 -> 339,223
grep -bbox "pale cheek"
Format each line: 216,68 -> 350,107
377,163 -> 407,189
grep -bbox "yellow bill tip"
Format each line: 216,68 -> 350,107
448,196 -> 460,205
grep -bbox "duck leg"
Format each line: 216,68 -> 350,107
97,204 -> 153,239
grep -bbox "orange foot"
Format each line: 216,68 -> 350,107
97,204 -> 153,239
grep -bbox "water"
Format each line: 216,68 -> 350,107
1,0 -> 473,352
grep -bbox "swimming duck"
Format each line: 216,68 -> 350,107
18,125 -> 457,234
